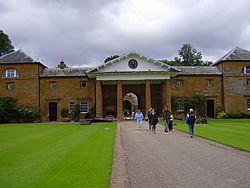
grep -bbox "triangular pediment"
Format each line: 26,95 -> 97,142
88,51 -> 180,73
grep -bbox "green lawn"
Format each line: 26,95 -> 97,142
0,122 -> 116,188
172,119 -> 250,152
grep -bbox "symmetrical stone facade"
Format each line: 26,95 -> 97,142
0,47 -> 250,121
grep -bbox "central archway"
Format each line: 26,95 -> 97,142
123,92 -> 138,119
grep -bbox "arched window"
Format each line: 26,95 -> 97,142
2,68 -> 19,78
243,66 -> 250,74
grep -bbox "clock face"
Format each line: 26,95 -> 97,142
128,59 -> 138,69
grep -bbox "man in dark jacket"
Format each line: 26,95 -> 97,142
186,108 -> 196,138
150,108 -> 158,133
162,106 -> 170,134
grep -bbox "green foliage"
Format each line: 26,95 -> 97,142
0,30 -> 14,56
16,105 -> 40,122
184,95 -> 205,117
86,107 -> 96,119
172,95 -> 206,117
217,111 -> 227,119
104,55 -> 119,63
61,107 -> 69,118
0,96 -> 16,123
0,122 -> 116,187
56,60 -> 68,69
226,112 -> 250,119
73,104 -> 80,121
175,43 -> 204,66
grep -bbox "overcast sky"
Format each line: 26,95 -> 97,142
1,0 -> 250,67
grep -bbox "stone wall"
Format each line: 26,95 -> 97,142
39,76 -> 95,121
0,63 -> 44,107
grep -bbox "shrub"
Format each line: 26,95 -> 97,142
61,107 -> 69,118
226,112 -> 250,119
0,96 -> 16,123
16,105 -> 40,122
73,104 -> 80,122
217,111 -> 227,119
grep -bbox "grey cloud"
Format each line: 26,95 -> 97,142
1,0 -> 250,67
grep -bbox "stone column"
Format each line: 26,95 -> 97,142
145,80 -> 151,114
165,79 -> 172,112
117,80 -> 123,120
96,80 -> 103,118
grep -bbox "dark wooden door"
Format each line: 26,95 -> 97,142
49,102 -> 57,121
206,100 -> 214,118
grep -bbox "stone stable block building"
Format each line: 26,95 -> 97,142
0,47 -> 250,121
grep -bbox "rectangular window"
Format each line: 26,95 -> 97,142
248,99 -> 250,111
176,80 -> 184,87
80,81 -> 87,88
80,101 -> 88,113
176,102 -> 185,112
69,102 -> 75,113
207,79 -> 213,87
6,82 -> 14,90
49,82 -> 56,90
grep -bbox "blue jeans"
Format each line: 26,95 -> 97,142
188,123 -> 195,136
137,120 -> 142,128
164,120 -> 169,133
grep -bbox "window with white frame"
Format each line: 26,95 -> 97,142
2,69 -> 19,78
243,66 -> 250,74
69,102 -> 75,113
176,102 -> 185,112
80,101 -> 88,113
248,99 -> 250,111
176,79 -> 184,87
207,79 -> 213,87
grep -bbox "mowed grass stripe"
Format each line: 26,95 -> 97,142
0,122 -> 116,188
173,119 -> 250,152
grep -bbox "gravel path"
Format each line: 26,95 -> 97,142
110,121 -> 250,188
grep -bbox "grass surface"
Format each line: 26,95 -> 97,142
0,122 -> 116,188
171,119 -> 250,152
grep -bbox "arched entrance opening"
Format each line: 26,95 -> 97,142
123,92 -> 138,119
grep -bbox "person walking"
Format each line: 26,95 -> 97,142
162,106 -> 170,134
147,107 -> 152,130
169,114 -> 174,131
135,109 -> 144,129
186,108 -> 196,138
150,108 -> 158,133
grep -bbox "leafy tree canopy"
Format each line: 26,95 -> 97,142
56,60 -> 68,69
0,30 -> 14,56
104,55 -> 119,63
161,43 -> 212,66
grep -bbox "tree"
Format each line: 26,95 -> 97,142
56,60 -> 68,69
174,43 -> 204,66
104,55 -> 119,63
0,30 -> 14,56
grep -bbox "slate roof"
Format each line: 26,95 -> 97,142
213,47 -> 250,65
40,67 -> 93,77
172,66 -> 222,75
0,49 -> 34,63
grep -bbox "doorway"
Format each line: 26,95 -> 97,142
123,92 -> 138,119
49,102 -> 57,121
206,100 -> 214,118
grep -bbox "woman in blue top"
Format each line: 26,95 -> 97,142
135,109 -> 144,129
